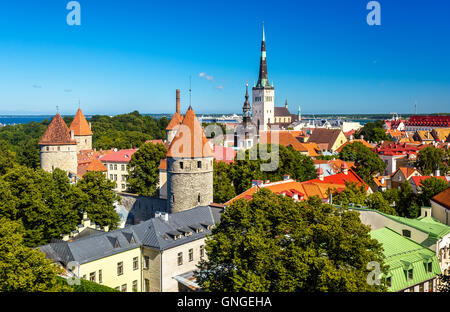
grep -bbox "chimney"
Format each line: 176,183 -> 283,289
316,166 -> 324,181
420,207 -> 432,218
176,89 -> 180,115
341,163 -> 349,175
283,174 -> 290,181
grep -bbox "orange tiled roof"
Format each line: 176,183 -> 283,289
396,167 -> 420,180
431,187 -> 450,210
39,113 -> 77,146
373,176 -> 388,187
86,157 -> 107,172
70,109 -> 92,136
166,112 -> 183,130
166,107 -> 214,158
159,158 -> 167,170
259,131 -> 311,154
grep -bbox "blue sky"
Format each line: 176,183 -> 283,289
0,0 -> 449,115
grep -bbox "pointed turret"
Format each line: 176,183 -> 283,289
39,113 -> 78,174
39,113 -> 77,146
256,22 -> 270,88
70,108 -> 93,151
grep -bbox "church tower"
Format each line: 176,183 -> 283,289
252,23 -> 275,132
166,106 -> 214,214
234,82 -> 256,149
39,113 -> 78,174
70,108 -> 93,152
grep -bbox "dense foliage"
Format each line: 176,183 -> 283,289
0,218 -> 72,292
127,142 -> 167,196
0,167 -> 120,247
416,146 -> 447,176
356,120 -> 389,143
339,142 -> 386,186
196,189 -> 387,292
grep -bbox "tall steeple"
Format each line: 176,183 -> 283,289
242,82 -> 252,127
256,22 -> 269,88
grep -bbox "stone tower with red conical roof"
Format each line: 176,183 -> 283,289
39,113 -> 78,174
166,106 -> 214,213
70,108 -> 93,152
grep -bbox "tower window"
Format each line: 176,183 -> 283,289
180,162 -> 184,169
197,161 -> 202,168
198,194 -> 201,203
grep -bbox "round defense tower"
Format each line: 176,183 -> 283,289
166,156 -> 214,214
40,143 -> 78,174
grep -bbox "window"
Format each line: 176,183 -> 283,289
177,252 -> 183,266
110,164 -> 113,170
46,147 -> 49,151
172,195 -> 175,203
89,272 -> 96,282
57,147 -> 60,151
121,284 -> 127,292
408,269 -> 413,280
117,262 -> 123,276
197,161 -> 202,169
122,184 -> 126,190
133,257 -> 139,270
200,245 -> 205,258
132,280 -> 138,292
419,283 -> 424,292
180,162 -> 184,169
144,279 -> 150,292
386,276 -> 392,287
114,174 -> 117,181
198,194 -> 201,203
189,249 -> 194,262
121,165 -> 125,171
144,256 -> 149,270
114,164 -> 117,170
427,262 -> 433,273
99,270 -> 102,284
110,174 -> 114,180
402,230 -> 411,238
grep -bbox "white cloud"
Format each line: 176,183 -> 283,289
215,85 -> 224,90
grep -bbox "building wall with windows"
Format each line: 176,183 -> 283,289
104,161 -> 129,192
77,247 -> 141,292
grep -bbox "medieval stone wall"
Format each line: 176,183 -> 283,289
74,135 -> 92,152
40,144 -> 77,174
167,157 -> 213,214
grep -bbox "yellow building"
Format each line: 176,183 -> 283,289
39,206 -> 221,292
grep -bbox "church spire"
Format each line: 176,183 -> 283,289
256,22 -> 269,88
242,82 -> 252,128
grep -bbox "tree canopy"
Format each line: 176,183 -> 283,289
127,142 -> 167,197
339,142 -> 386,186
356,120 -> 389,143
416,146 -> 446,176
0,218 -> 72,292
196,189 -> 387,292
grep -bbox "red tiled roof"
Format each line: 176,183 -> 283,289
395,167 -> 420,180
39,113 -> 77,146
407,115 -> 450,127
166,107 -> 214,158
70,109 -> 92,136
259,131 -> 314,154
100,149 -> 138,163
309,168 -> 369,191
431,188 -> 450,210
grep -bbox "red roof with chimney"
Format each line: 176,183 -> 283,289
166,112 -> 183,130
39,113 -> 77,146
70,109 -> 92,136
309,168 -> 369,191
166,107 -> 214,158
100,149 -> 138,163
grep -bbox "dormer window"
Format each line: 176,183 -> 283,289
427,262 -> 432,273
386,276 -> 392,287
402,230 -> 411,238
115,240 -> 120,248
407,269 -> 413,280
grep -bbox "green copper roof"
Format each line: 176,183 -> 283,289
370,228 -> 441,292
387,215 -> 450,240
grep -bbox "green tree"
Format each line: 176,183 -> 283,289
356,120 -> 389,143
365,192 -> 397,215
396,182 -> 419,218
417,177 -> 448,207
196,189 -> 387,292
339,142 -> 386,185
416,146 -> 445,176
0,167 -> 83,247
77,171 -> 121,230
127,142 -> 167,197
213,161 -> 236,203
332,182 -> 367,207
0,218 -> 72,292
0,139 -> 16,175
16,138 -> 40,169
